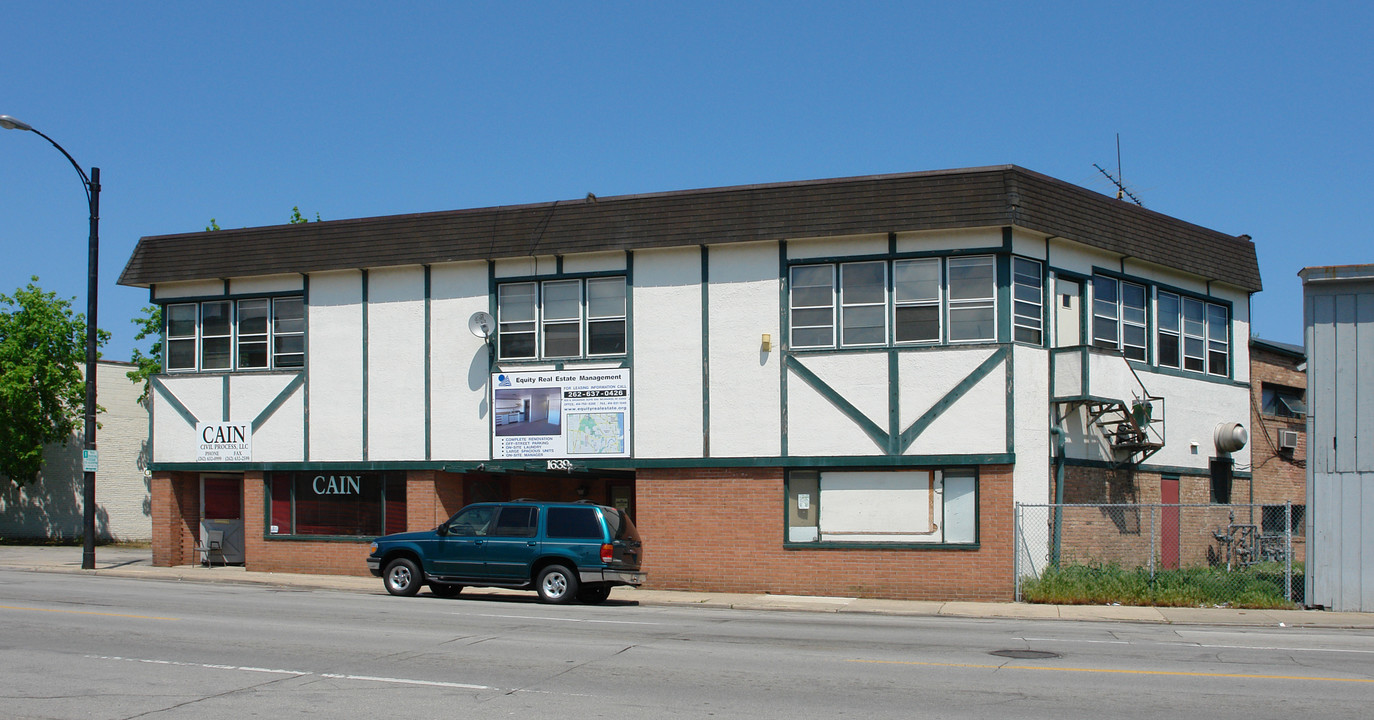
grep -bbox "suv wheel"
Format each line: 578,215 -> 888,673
383,558 -> 422,597
536,565 -> 579,604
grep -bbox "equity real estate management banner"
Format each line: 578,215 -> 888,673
491,369 -> 631,459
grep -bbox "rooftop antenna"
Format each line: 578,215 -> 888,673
1094,133 -> 1143,207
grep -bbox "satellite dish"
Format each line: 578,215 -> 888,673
467,311 -> 496,340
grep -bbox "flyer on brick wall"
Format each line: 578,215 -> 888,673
491,369 -> 631,459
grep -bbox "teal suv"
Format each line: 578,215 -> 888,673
367,500 -> 645,604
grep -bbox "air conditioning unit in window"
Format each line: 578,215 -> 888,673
1277,430 -> 1299,453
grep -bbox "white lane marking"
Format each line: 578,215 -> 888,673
89,656 -> 310,675
469,613 -> 663,626
320,674 -> 488,690
1016,637 -> 1374,655
88,656 -> 490,689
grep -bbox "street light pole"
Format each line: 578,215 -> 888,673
0,115 -> 101,570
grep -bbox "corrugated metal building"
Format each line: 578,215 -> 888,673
1301,264 -> 1374,611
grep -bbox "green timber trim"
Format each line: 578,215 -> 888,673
150,452 -> 1015,474
625,252 -> 635,458
251,373 -> 305,432
152,377 -> 199,428
222,375 -> 230,422
887,351 -> 900,454
897,345 -> 1009,453
703,245 -> 712,457
487,260 -> 497,462
784,355 -> 889,452
302,273 -> 310,463
424,265 -> 432,461
361,269 -> 369,462
777,241 -> 787,457
998,228 -> 1013,343
1005,345 -> 1015,455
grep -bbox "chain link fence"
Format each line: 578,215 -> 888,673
1015,503 -> 1302,607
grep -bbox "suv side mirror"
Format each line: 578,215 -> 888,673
435,524 -> 449,537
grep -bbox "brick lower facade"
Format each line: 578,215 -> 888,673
149,464 -> 1016,600
638,465 -> 1014,601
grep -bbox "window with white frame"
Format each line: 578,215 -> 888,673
1012,257 -> 1043,345
840,261 -> 886,346
790,255 -> 999,348
165,297 -> 305,372
496,277 -> 627,360
790,265 -> 836,348
893,258 -> 940,343
1206,302 -> 1229,375
1154,290 -> 1228,376
947,256 -> 996,342
1156,290 -> 1181,368
786,469 -> 977,545
1091,275 -> 1147,361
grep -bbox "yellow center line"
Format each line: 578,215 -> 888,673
849,658 -> 1374,683
0,604 -> 179,621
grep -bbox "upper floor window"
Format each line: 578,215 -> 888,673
1155,290 -> 1228,375
947,257 -> 996,342
790,255 -> 998,349
1261,383 -> 1306,418
166,297 -> 304,372
1012,258 -> 1044,345
497,277 -> 626,361
1092,275 -> 1146,361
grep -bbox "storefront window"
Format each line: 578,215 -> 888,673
785,468 -> 977,545
268,471 -> 406,537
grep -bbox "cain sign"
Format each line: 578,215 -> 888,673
197,422 -> 252,462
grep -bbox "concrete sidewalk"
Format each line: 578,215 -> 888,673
3,544 -> 1370,629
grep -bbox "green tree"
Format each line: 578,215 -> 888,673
126,305 -> 162,403
0,278 -> 107,486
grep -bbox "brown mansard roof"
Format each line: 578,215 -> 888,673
118,165 -> 1262,292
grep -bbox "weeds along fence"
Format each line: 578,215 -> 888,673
1014,503 -> 1303,607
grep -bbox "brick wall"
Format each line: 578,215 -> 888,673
1248,345 -> 1307,506
636,465 -> 1015,601
1052,464 -> 1288,568
150,471 -> 199,566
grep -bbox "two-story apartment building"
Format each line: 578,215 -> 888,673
118,166 -> 1261,601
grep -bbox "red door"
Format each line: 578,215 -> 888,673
1161,477 -> 1180,569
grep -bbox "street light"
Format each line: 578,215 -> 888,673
0,114 -> 101,570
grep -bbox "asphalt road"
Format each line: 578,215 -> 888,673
2,568 -> 1372,719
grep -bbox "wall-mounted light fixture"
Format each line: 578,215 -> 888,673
761,333 -> 772,352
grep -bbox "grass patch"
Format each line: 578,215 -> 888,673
1021,562 -> 1303,609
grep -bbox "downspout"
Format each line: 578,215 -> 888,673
1049,425 -> 1066,566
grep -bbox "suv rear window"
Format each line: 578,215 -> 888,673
604,508 -> 638,541
546,507 -> 602,539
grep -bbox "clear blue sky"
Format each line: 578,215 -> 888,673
2,2 -> 1370,360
